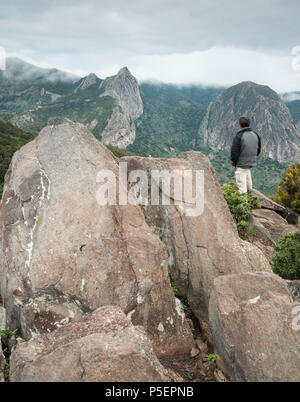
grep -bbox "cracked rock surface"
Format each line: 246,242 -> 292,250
122,152 -> 271,340
10,305 -> 180,382
0,119 -> 193,357
209,272 -> 300,382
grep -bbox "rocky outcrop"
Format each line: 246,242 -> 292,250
122,151 -> 271,339
74,67 -> 144,149
209,272 -> 300,382
2,60 -> 143,151
0,119 -> 194,357
74,73 -> 101,92
250,209 -> 299,245
10,306 -> 179,382
100,67 -> 143,121
251,189 -> 286,213
248,190 -> 299,264
100,91 -> 137,149
199,81 -> 300,164
252,188 -> 299,225
99,67 -> 143,148
10,113 -> 36,132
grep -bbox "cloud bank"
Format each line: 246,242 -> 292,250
129,47 -> 300,93
0,0 -> 300,92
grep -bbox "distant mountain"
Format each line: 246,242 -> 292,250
0,57 -> 143,149
0,59 -> 297,195
199,81 -> 300,164
128,82 -> 223,157
98,67 -> 143,148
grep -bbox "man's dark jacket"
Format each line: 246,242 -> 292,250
231,127 -> 261,168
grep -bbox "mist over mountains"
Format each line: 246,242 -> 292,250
0,56 -> 299,194
1,56 -> 78,82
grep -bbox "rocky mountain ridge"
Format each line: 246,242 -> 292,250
0,58 -> 143,149
1,58 -> 300,195
198,81 -> 300,164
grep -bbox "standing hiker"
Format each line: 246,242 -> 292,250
231,116 -> 261,194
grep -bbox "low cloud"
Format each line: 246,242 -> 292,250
129,47 -> 300,93
1,1 -> 300,92
281,92 -> 300,102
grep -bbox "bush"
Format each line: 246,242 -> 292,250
221,181 -> 261,239
272,231 -> 300,280
274,163 -> 300,213
106,144 -> 134,158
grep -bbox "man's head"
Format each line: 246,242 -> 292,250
239,116 -> 251,128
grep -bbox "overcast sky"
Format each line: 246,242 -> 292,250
1,0 -> 300,92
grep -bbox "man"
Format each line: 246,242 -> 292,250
231,116 -> 261,194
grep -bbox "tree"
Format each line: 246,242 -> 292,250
272,231 -> 300,280
274,163 -> 300,213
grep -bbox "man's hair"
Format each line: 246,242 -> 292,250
239,116 -> 251,128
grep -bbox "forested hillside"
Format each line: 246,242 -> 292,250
128,83 -> 223,157
0,119 -> 36,197
0,59 -> 298,197
128,82 -> 288,195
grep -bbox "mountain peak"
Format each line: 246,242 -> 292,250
199,81 -> 300,163
117,67 -> 131,76
75,72 -> 100,91
220,80 -> 280,104
86,72 -> 99,79
99,67 -> 143,122
231,81 -> 273,92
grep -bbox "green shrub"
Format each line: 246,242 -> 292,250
171,280 -> 180,297
272,231 -> 300,280
207,354 -> 217,363
106,144 -> 134,158
221,181 -> 261,239
274,163 -> 300,213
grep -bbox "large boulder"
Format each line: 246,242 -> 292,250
0,119 -> 193,357
209,272 -> 300,382
122,152 -> 271,338
251,189 -> 286,213
249,208 -> 299,245
10,306 -> 178,382
251,189 -> 299,225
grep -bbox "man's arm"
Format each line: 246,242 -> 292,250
231,133 -> 242,166
256,133 -> 261,156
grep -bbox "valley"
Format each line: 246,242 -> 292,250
0,57 -> 299,196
